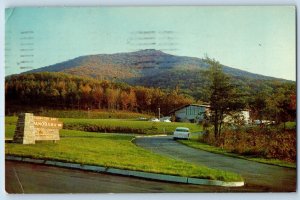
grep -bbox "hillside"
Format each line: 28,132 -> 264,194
26,49 -> 280,80
24,49 -> 291,100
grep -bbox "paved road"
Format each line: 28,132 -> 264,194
134,136 -> 297,192
6,160 -> 262,193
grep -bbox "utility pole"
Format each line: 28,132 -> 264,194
158,107 -> 160,120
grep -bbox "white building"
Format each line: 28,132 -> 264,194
170,104 -> 210,123
223,110 -> 250,124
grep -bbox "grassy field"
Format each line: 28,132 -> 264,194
5,117 -> 17,139
62,118 -> 202,135
5,128 -> 242,182
284,121 -> 296,129
40,109 -> 153,119
6,108 -> 153,119
6,116 -> 202,135
6,116 -> 295,169
179,140 -> 296,168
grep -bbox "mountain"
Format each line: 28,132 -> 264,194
25,49 -> 291,100
26,49 -> 280,80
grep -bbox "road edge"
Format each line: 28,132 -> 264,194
5,155 -> 244,187
177,140 -> 296,169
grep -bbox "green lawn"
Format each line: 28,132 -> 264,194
5,129 -> 242,182
61,118 -> 202,135
284,121 -> 296,129
38,109 -> 154,119
5,116 -> 18,139
5,125 -> 16,139
179,140 -> 296,168
6,116 -> 202,135
5,116 -> 18,125
6,107 -> 153,119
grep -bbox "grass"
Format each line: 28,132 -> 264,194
6,108 -> 153,119
6,116 -> 202,135
5,125 -> 16,139
61,118 -> 202,135
179,139 -> 296,169
5,116 -> 18,125
6,116 -> 294,169
5,129 -> 243,182
39,109 -> 153,119
284,121 -> 296,129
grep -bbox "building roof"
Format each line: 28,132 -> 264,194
169,104 -> 210,114
175,127 -> 190,130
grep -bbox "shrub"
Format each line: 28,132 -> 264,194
201,125 -> 296,162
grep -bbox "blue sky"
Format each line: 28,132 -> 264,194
5,6 -> 295,80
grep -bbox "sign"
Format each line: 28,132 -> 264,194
34,116 -> 63,141
13,113 -> 63,144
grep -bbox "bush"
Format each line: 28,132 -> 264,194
201,125 -> 296,162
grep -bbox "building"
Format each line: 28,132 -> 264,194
170,104 -> 250,124
223,110 -> 251,124
170,104 -> 210,123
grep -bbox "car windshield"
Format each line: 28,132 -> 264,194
176,129 -> 189,132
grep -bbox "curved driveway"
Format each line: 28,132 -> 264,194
134,136 -> 296,192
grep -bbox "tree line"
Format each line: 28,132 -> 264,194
5,72 -> 193,116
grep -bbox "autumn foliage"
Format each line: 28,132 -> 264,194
201,125 -> 296,162
5,72 -> 193,115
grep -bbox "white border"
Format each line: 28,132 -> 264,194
0,1 -> 298,200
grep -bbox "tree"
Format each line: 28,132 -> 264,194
205,57 -> 245,139
127,89 -> 137,111
105,88 -> 120,110
266,84 -> 296,129
92,86 -> 104,109
79,84 -> 92,109
249,91 -> 269,122
119,91 -> 130,110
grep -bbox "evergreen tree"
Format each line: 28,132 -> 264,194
205,57 -> 245,139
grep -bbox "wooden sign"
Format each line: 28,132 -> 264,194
13,113 -> 63,144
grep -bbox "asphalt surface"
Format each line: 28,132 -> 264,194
6,160 -> 260,193
134,136 -> 297,192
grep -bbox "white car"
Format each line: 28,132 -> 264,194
150,118 -> 160,122
173,127 -> 190,140
138,117 -> 147,121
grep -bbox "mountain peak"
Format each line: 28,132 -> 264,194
132,49 -> 168,56
135,49 -> 163,53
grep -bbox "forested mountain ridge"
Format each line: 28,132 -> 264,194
22,49 -> 294,101
25,49 -> 285,81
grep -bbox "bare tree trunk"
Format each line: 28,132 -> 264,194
218,110 -> 223,138
214,110 -> 219,139
218,121 -> 222,138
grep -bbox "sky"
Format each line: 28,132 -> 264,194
5,6 -> 296,80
